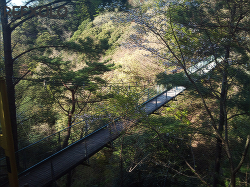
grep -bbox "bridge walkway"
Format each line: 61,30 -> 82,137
3,86 -> 185,187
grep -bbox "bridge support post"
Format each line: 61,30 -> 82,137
84,140 -> 89,164
0,77 -> 19,187
105,142 -> 113,149
155,97 -> 157,107
58,131 -> 61,150
84,121 -> 89,164
147,89 -> 149,100
50,159 -> 56,184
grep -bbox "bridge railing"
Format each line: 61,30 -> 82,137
138,84 -> 167,105
13,109 -> 114,175
1,57 -> 217,176
187,56 -> 223,77
0,82 -> 165,176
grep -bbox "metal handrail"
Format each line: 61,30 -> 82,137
0,59 -> 215,176
0,83 -> 162,174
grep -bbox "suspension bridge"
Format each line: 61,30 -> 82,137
0,57 -> 218,187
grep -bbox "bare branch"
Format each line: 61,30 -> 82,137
184,159 -> 211,187
233,135 -> 250,174
62,81 -> 70,91
128,154 -> 149,172
227,113 -> 248,120
153,160 -> 198,179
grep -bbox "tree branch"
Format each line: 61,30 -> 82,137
227,113 -> 248,120
169,9 -> 186,67
76,91 -> 91,114
184,159 -> 211,187
150,126 -> 211,186
155,159 -> 198,178
62,81 -> 70,90
49,88 -> 68,114
13,45 -> 67,62
14,70 -> 31,86
10,0 -> 72,31
142,7 -> 225,143
233,135 -> 250,174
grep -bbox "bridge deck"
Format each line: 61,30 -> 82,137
2,86 -> 185,187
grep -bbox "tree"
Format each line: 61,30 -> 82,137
73,0 -> 129,27
33,55 -> 114,147
0,0 -> 79,155
75,0 -> 102,22
118,0 -> 250,186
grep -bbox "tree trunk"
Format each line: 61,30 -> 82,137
120,135 -> 124,187
213,49 -> 229,187
62,89 -> 76,148
231,173 -> 236,187
213,129 -> 223,187
213,94 -> 225,186
62,117 -> 71,148
0,1 -> 19,154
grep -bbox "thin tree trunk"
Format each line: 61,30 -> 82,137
0,0 -> 19,155
231,135 -> 250,187
231,173 -> 236,187
245,163 -> 249,187
63,89 -> 76,148
213,138 -> 223,187
120,135 -> 124,187
213,48 -> 229,187
62,117 -> 72,148
213,100 -> 224,186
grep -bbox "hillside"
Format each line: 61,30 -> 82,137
69,11 -> 166,83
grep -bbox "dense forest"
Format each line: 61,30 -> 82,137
0,0 -> 250,186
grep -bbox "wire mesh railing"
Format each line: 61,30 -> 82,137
0,58 -> 205,178
15,80 -> 154,149
0,82 -> 169,176
15,110 -> 112,175
0,54 -> 214,185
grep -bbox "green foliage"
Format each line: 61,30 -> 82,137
71,13 -> 128,58
107,113 -> 201,186
11,5 -> 119,150
74,0 -> 103,22
71,19 -> 93,40
35,32 -> 61,46
166,107 -> 191,125
107,86 -> 144,118
4,0 -> 250,185
156,72 -> 190,89
33,55 -> 113,85
15,80 -> 59,147
120,0 -> 250,185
